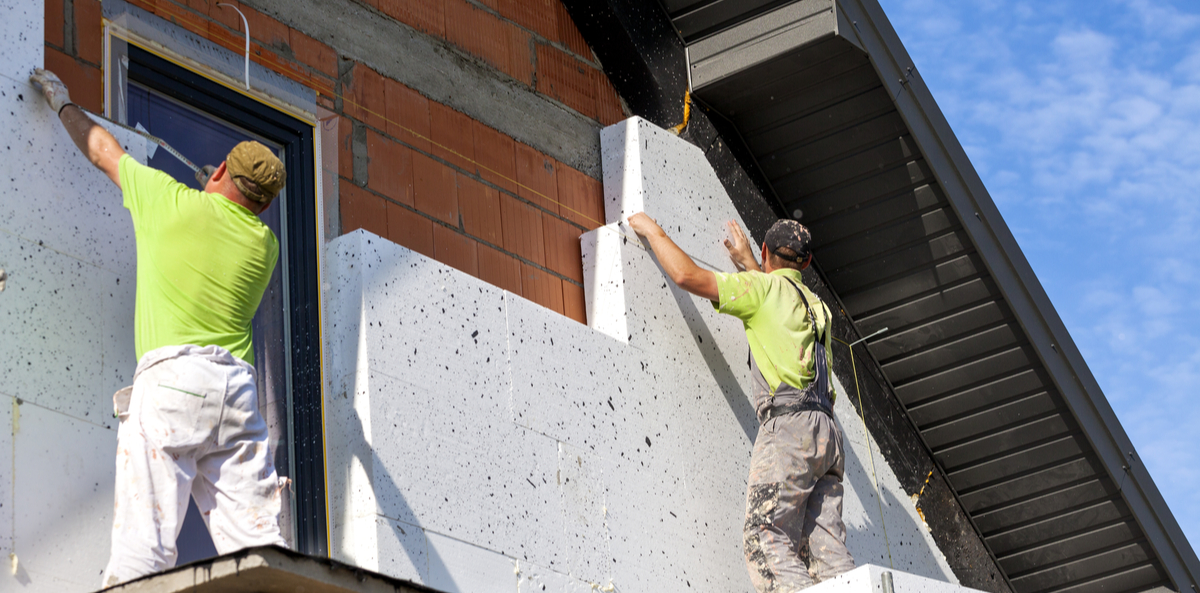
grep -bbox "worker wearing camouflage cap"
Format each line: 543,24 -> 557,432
30,69 -> 288,587
629,213 -> 855,591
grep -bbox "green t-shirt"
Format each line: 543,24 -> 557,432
713,268 -> 837,400
120,154 -> 278,365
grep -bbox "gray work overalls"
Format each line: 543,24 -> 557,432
742,279 -> 855,593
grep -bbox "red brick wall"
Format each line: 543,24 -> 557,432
46,0 -> 624,324
45,0 -> 104,113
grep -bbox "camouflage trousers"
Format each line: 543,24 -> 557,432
743,410 -> 854,592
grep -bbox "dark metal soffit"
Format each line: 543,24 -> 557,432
679,1 -> 1200,592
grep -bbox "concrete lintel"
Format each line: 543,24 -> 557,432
103,0 -> 317,117
239,0 -> 603,178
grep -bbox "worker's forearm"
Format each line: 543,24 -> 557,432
642,230 -> 699,284
59,105 -> 124,187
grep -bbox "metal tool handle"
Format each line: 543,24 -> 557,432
881,571 -> 895,593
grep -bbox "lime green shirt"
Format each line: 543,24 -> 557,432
120,155 -> 278,365
713,268 -> 837,401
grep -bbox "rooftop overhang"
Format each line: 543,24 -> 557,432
674,1 -> 1200,591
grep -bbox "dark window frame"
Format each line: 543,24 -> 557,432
126,44 -> 328,556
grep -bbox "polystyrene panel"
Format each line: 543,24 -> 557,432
810,564 -> 985,593
0,0 -> 40,82
356,235 -> 510,394
509,291 -> 754,591
425,531 -> 518,593
322,234 -> 374,557
322,234 -> 366,404
12,404 -> 116,592
602,450 -> 746,592
508,290 -> 692,460
591,118 -> 760,416
580,221 -> 755,414
589,116 -> 956,586
341,514 -> 429,584
600,117 -> 753,271
0,73 -> 143,423
0,76 -> 145,276
555,442 -> 611,584
0,395 -> 11,556
579,223 -> 687,347
517,562 -> 597,593
580,224 -> 630,343
324,368 -> 380,566
367,370 -> 567,572
0,232 -> 127,424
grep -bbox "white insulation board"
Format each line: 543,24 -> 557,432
324,117 -> 960,592
813,564 -> 985,593
0,3 -> 147,589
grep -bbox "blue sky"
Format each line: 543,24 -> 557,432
876,0 -> 1200,549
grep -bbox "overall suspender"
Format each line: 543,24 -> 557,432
759,278 -> 834,421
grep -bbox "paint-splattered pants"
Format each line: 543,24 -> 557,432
744,410 -> 854,592
102,345 -> 285,587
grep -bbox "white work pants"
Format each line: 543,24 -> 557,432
102,345 -> 285,588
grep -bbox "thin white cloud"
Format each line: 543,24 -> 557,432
1120,0 -> 1200,38
1176,45 -> 1200,82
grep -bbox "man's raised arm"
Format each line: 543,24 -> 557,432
30,69 -> 126,188
627,212 -> 720,301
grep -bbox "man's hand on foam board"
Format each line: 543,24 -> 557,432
627,212 -> 665,239
723,220 -> 761,273
29,69 -> 72,115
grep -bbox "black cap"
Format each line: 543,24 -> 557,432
764,219 -> 812,263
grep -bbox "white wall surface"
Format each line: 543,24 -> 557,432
323,117 -> 961,592
813,564 -> 984,593
0,2 -> 147,590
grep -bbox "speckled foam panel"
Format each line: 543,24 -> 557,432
12,404 -> 117,590
322,117 -> 966,593
809,564 -> 986,592
0,6 -> 146,591
0,0 -> 41,83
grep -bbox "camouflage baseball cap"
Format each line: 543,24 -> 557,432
226,141 -> 286,203
764,219 -> 812,263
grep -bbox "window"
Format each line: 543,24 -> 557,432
110,41 -> 327,558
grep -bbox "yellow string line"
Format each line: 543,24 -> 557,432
834,334 -> 894,569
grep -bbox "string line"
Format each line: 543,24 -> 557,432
834,334 -> 894,569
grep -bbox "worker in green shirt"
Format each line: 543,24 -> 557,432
30,69 -> 288,587
628,213 -> 855,592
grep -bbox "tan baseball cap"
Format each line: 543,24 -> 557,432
226,141 -> 286,203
